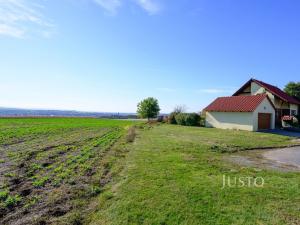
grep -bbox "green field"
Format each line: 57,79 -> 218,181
0,118 -> 137,224
1,118 -> 300,225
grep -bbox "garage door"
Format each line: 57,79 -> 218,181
258,113 -> 271,130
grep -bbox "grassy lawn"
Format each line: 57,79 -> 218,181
90,124 -> 300,225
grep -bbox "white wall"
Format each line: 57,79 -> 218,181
206,112 -> 254,131
251,82 -> 276,105
205,98 -> 276,131
251,82 -> 264,95
253,98 -> 276,131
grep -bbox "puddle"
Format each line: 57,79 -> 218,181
227,146 -> 300,172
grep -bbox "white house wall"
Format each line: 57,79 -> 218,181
253,98 -> 276,131
205,112 -> 254,131
251,82 -> 264,95
251,82 -> 276,105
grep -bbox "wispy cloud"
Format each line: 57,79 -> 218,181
92,0 -> 122,15
91,0 -> 161,15
0,0 -> 54,38
157,87 -> 176,93
134,0 -> 161,15
196,88 -> 236,94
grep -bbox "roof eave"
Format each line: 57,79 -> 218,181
253,80 -> 300,105
232,78 -> 253,96
234,79 -> 300,105
206,110 -> 254,113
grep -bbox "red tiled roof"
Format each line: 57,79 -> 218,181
204,95 -> 275,112
233,79 -> 300,105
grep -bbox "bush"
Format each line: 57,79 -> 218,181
168,105 -> 186,124
168,112 -> 178,124
185,113 -> 200,126
175,113 -> 200,126
175,113 -> 187,126
199,115 -> 206,127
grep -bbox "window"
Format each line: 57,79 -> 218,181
291,110 -> 297,116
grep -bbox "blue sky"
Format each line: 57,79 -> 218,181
0,0 -> 299,113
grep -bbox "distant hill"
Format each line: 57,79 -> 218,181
0,107 -> 137,119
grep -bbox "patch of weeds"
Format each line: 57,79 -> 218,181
80,164 -> 93,176
7,151 -> 17,159
90,185 -> 102,197
126,126 -> 136,143
52,178 -> 62,187
24,195 -> 40,209
68,212 -> 84,225
0,190 -> 9,200
31,163 -> 42,170
32,176 -> 49,188
67,179 -> 76,185
210,144 -> 239,153
0,159 -> 5,163
4,195 -> 22,208
56,168 -> 72,180
53,164 -> 64,174
4,172 -> 17,178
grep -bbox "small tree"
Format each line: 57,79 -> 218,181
168,105 -> 186,124
284,82 -> 300,99
173,105 -> 186,114
137,97 -> 160,121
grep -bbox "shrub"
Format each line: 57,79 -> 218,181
175,113 -> 200,126
185,113 -> 200,126
199,115 -> 206,127
168,112 -> 177,124
168,105 -> 186,124
175,113 -> 187,126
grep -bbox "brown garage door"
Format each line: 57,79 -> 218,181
258,113 -> 271,130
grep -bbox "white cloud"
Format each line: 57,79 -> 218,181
92,0 -> 122,15
134,0 -> 161,15
0,0 -> 54,38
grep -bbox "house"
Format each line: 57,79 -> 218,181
205,94 -> 275,131
204,79 -> 299,131
232,79 -> 300,126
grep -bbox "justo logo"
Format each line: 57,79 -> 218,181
221,175 -> 264,189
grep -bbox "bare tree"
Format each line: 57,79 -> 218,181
173,105 -> 187,114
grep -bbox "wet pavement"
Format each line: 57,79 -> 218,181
263,147 -> 300,168
227,146 -> 300,172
